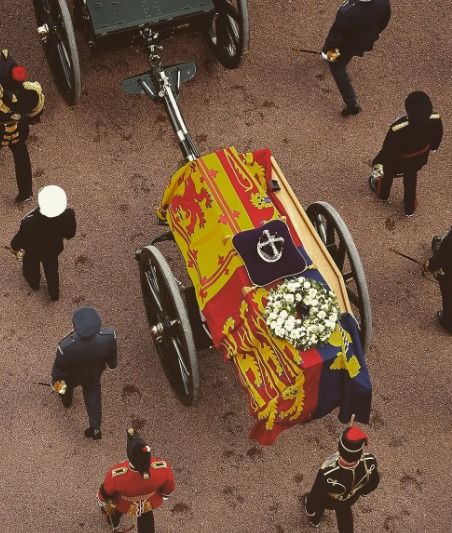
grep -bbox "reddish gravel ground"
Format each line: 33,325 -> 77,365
1,2 -> 451,532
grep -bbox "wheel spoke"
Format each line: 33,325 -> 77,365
144,263 -> 164,315
225,15 -> 240,47
335,240 -> 347,271
170,337 -> 190,395
56,42 -> 72,88
346,287 -> 360,308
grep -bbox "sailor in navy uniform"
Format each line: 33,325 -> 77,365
321,0 -> 391,116
369,91 -> 443,217
10,185 -> 76,301
51,306 -> 118,439
0,49 -> 44,202
302,426 -> 380,532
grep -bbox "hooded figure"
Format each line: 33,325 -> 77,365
10,185 -> 76,301
51,306 -> 118,439
98,428 -> 175,532
369,91 -> 443,216
302,426 -> 380,532
0,49 -> 44,202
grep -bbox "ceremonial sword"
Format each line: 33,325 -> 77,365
389,248 -> 439,284
291,47 -> 320,55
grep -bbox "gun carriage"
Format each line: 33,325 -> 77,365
122,37 -> 372,444
33,0 -> 249,105
34,0 -> 372,444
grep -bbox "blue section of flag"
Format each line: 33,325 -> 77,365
313,313 -> 372,424
296,247 -> 372,424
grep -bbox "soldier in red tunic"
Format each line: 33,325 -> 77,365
98,428 -> 175,532
302,426 -> 380,532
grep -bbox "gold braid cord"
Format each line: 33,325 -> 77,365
23,81 -> 45,117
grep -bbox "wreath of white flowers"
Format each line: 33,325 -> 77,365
264,276 -> 341,350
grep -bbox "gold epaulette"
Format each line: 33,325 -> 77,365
151,460 -> 167,469
321,452 -> 339,471
23,81 -> 45,117
430,113 -> 440,119
392,121 -> 409,132
112,467 -> 128,477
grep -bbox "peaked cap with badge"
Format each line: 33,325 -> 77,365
51,307 -> 117,437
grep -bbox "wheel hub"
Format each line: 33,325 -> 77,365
150,319 -> 179,339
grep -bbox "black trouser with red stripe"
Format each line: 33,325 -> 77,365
376,169 -> 417,216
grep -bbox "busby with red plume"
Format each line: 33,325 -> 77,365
126,428 -> 151,479
338,426 -> 368,462
0,49 -> 27,91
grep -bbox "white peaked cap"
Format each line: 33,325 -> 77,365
38,185 -> 67,218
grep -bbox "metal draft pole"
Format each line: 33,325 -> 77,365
138,27 -> 200,162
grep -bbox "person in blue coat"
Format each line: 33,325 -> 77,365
51,307 -> 118,440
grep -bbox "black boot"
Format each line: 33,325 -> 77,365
341,104 -> 361,117
84,427 -> 102,440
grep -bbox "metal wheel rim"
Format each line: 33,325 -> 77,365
33,0 -> 81,105
306,201 -> 372,354
139,246 -> 200,405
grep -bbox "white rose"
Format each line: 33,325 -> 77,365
311,299 -> 318,307
303,281 -> 311,289
280,310 -> 288,319
284,293 -> 295,304
270,320 -> 278,329
295,293 -> 302,302
276,317 -> 285,326
303,296 -> 312,305
318,310 -> 326,320
308,288 -> 317,297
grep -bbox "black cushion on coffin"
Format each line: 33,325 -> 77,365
232,219 -> 307,287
